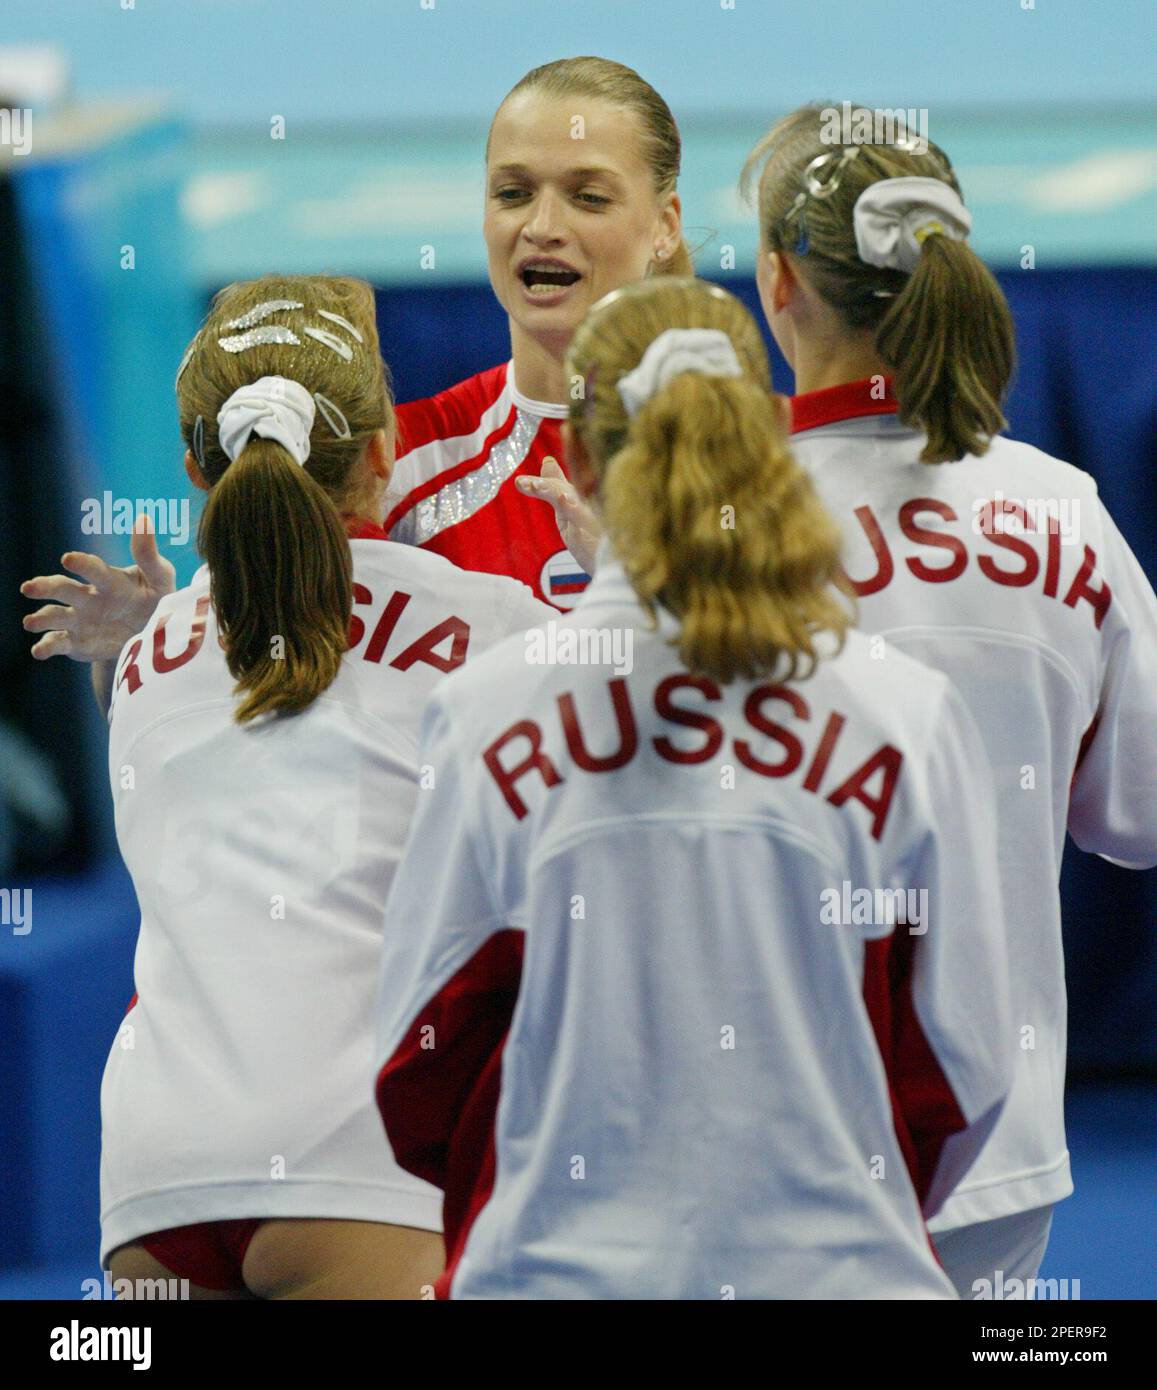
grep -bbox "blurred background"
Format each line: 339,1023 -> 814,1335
0,0 -> 1153,1298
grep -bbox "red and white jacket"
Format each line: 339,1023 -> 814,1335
375,553 -> 1014,1299
100,525 -> 554,1264
386,362 -> 590,609
790,378 -> 1157,1233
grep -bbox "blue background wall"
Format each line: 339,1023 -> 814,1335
6,0 -> 1156,120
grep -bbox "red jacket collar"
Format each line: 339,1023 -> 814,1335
346,517 -> 389,541
790,377 -> 898,434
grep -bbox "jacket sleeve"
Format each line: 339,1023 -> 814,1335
884,682 -> 1014,1218
1068,505 -> 1157,869
374,690 -> 518,1189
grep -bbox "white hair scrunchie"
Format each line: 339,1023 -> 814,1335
216,375 -> 317,466
616,328 -> 744,419
853,177 -> 972,274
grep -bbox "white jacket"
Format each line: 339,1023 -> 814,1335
376,554 -> 1013,1298
100,536 -> 551,1262
791,379 -> 1157,1231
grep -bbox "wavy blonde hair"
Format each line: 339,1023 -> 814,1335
566,277 -> 852,684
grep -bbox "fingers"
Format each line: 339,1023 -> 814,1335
20,574 -> 96,605
515,465 -> 602,567
22,603 -> 78,634
29,630 -> 74,661
516,456 -> 573,493
521,460 -> 586,515
60,549 -> 113,587
130,514 -> 174,589
516,474 -> 581,514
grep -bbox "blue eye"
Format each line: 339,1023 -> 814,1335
577,192 -> 611,207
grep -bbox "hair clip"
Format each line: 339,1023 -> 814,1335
802,151 -> 839,198
803,145 -> 862,200
175,338 -> 197,389
218,326 -> 302,353
780,147 -> 861,252
222,299 -> 304,331
303,326 -> 354,362
315,309 -> 365,344
192,415 -> 205,467
313,393 -> 352,440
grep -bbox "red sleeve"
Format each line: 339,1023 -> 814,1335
376,928 -> 523,1290
862,933 -> 968,1207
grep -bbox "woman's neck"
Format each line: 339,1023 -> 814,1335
509,322 -> 570,404
790,331 -> 891,396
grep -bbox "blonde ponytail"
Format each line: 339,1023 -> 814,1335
567,277 -> 851,685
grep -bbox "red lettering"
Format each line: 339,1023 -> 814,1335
152,595 -> 210,673
802,711 -> 847,792
1043,515 -> 1061,598
839,497 -> 1101,620
390,616 -> 470,673
827,745 -> 904,841
365,591 -> 411,664
653,674 -> 724,764
349,587 -> 470,669
899,498 -> 967,583
847,505 -> 894,596
482,720 -> 564,820
1063,545 -> 1112,629
117,638 -> 144,695
485,676 -> 907,838
558,679 -> 638,772
977,501 -> 1040,587
735,684 -> 807,777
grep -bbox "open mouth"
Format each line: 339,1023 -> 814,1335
520,260 -> 582,295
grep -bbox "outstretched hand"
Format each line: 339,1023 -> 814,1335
515,458 -> 603,576
21,514 -> 177,663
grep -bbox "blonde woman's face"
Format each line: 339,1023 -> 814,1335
485,92 -> 680,353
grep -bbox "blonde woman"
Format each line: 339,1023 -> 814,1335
23,59 -> 682,662
374,278 -> 1013,1299
385,56 -> 690,607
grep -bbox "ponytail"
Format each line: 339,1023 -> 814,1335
198,439 -> 352,724
602,371 -> 850,684
179,273 -> 389,725
877,235 -> 1015,463
745,104 -> 1017,464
